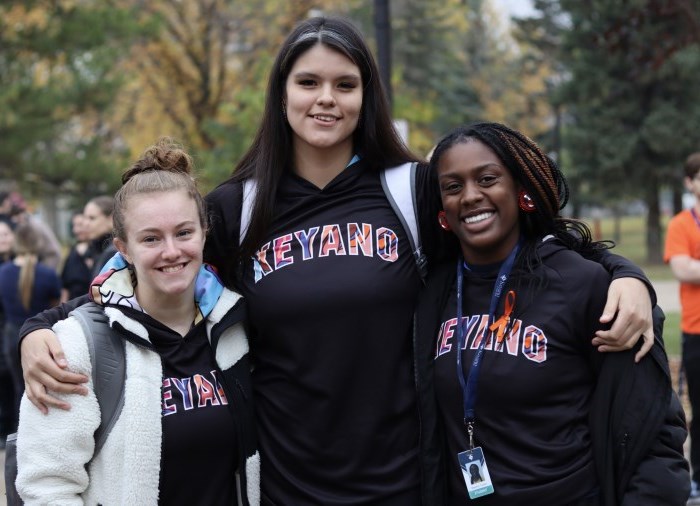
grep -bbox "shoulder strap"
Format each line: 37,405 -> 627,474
69,302 -> 126,456
380,162 -> 427,282
240,179 -> 257,244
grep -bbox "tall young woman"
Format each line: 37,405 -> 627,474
417,122 -> 688,505
19,17 -> 655,505
15,139 -> 258,504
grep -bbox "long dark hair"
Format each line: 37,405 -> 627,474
230,16 -> 418,261
429,122 -> 612,268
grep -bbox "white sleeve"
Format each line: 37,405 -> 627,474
16,317 -> 101,505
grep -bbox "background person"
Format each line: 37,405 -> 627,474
420,122 -> 688,505
19,16 -> 656,505
15,139 -> 258,505
82,195 -> 116,278
664,151 -> 700,503
0,218 -> 15,445
3,192 -> 62,270
60,212 -> 92,302
0,223 -> 60,433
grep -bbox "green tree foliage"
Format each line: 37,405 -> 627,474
555,0 -> 700,263
390,0 -> 555,156
1,0 -> 558,206
0,1 -> 144,200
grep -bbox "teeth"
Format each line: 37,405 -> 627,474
463,212 -> 493,224
314,115 -> 336,121
161,264 -> 184,273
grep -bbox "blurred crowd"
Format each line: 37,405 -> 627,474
0,190 -> 115,445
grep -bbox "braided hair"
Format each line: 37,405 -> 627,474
429,122 -> 611,269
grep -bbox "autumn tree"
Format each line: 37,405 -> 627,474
557,0 -> 700,263
115,0 -> 350,190
0,0 -> 144,206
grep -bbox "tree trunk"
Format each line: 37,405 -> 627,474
672,181 -> 684,215
645,174 -> 663,264
568,177 -> 581,219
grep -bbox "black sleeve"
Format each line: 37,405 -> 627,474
591,306 -> 690,505
204,181 -> 243,290
584,249 -> 657,306
621,389 -> 690,506
18,294 -> 90,340
621,306 -> 690,504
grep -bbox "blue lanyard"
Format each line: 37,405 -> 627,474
455,242 -> 521,441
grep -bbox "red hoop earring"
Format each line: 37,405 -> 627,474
438,211 -> 451,231
518,190 -> 536,213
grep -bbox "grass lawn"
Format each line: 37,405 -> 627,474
581,214 -> 681,356
663,311 -> 681,357
581,214 -> 673,279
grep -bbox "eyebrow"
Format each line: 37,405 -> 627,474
438,162 -> 505,177
292,71 -> 361,82
134,221 -> 197,234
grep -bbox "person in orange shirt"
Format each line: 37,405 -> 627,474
665,151 -> 700,503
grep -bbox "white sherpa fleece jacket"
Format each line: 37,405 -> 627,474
16,288 -> 260,506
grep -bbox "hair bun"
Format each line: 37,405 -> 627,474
122,137 -> 193,184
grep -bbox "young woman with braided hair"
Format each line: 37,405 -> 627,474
417,122 -> 689,505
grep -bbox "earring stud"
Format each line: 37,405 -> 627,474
518,190 -> 536,212
438,211 -> 451,231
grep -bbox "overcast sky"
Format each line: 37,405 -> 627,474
491,0 -> 536,18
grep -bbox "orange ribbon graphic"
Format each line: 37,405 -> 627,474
489,290 -> 516,344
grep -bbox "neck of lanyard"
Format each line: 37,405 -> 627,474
691,208 -> 700,230
455,242 -> 521,439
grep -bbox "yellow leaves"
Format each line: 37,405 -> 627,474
3,3 -> 50,34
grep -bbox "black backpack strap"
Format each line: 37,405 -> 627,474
69,303 -> 126,455
380,162 -> 428,282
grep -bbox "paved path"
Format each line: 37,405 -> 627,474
653,279 -> 681,313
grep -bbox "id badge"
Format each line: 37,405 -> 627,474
458,447 -> 494,499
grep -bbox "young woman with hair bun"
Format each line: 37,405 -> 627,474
15,139 -> 258,505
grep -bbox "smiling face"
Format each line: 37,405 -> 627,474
284,43 -> 363,162
437,139 -> 521,265
114,190 -> 205,306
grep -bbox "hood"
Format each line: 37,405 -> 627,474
88,252 -> 225,325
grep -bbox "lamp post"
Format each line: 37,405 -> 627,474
374,0 -> 392,106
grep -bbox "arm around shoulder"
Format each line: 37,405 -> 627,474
16,317 -> 101,503
19,294 -> 89,340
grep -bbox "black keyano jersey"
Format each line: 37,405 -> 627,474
241,159 -> 424,504
434,242 -> 610,506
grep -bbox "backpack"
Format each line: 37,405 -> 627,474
5,302 -> 126,506
240,161 -> 428,282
